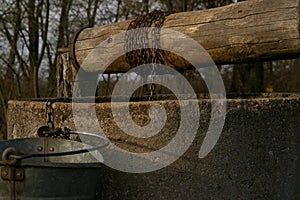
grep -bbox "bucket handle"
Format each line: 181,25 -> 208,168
2,131 -> 109,165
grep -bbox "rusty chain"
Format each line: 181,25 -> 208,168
46,99 -> 55,130
41,99 -> 70,139
125,10 -> 172,99
125,10 -> 171,67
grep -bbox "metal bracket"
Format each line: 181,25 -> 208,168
1,166 -> 24,181
68,26 -> 91,71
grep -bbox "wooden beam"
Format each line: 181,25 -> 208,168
71,0 -> 300,72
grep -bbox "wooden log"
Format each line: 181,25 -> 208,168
56,48 -> 77,97
71,0 -> 300,72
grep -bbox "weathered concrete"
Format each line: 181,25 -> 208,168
6,93 -> 300,199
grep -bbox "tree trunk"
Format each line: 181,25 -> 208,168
115,0 -> 122,23
230,62 -> 265,93
87,0 -> 100,27
142,0 -> 149,13
28,0 -> 40,97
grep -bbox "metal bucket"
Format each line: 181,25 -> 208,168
0,136 -> 107,200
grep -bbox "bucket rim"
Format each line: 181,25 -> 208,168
0,137 -> 105,166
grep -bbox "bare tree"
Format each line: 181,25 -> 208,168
26,0 -> 50,97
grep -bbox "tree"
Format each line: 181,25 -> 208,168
230,63 -> 265,93
0,0 -> 23,139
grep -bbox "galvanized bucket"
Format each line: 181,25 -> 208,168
0,134 -> 108,200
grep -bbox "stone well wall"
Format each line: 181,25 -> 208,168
6,94 -> 300,199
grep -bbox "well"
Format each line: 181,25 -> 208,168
4,0 -> 300,199
6,93 -> 300,199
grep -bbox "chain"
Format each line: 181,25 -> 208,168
125,10 -> 172,100
46,99 -> 55,130
40,99 -> 71,139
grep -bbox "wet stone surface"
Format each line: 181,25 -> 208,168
6,93 -> 300,200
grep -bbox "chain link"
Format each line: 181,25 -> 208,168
46,99 -> 55,130
42,99 -> 71,139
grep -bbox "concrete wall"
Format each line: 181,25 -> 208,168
6,94 -> 300,199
